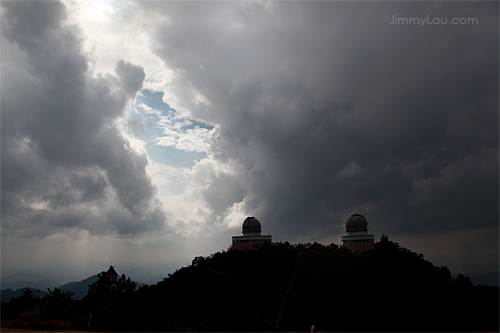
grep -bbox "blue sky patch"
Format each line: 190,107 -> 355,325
130,90 -> 212,168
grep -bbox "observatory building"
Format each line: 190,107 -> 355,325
341,214 -> 374,252
231,217 -> 272,250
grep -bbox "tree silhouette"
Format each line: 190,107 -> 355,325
83,271 -> 137,330
44,287 -> 76,320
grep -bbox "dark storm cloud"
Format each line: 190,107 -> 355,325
1,1 -> 166,237
115,59 -> 146,96
142,1 -> 498,238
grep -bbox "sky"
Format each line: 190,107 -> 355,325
1,0 -> 498,283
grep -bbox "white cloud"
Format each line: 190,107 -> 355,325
155,125 -> 218,153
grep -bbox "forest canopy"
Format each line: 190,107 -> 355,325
2,236 -> 499,332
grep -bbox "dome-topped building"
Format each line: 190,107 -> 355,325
232,217 -> 272,250
242,217 -> 262,235
341,214 -> 374,252
345,214 -> 368,232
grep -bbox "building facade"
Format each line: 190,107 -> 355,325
231,217 -> 272,250
105,266 -> 125,290
341,214 -> 374,252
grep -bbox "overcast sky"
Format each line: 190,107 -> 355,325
1,1 -> 498,282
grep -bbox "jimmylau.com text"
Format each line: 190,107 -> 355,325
389,15 -> 478,26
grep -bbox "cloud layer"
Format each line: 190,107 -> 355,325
138,1 -> 498,240
1,1 -> 165,238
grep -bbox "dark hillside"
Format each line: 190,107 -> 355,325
2,237 -> 498,332
100,238 -> 498,331
141,237 -> 498,332
135,243 -> 299,331
281,237 -> 465,331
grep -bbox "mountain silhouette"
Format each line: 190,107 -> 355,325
57,274 -> 99,300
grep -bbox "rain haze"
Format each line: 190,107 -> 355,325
1,1 -> 498,283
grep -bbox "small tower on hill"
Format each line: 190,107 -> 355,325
105,266 -> 120,290
341,214 -> 374,252
231,217 -> 272,250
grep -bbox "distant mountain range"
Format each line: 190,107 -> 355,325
1,272 -> 99,302
1,287 -> 50,302
1,271 -> 147,302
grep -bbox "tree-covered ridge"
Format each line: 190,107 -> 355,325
281,236 -> 491,331
1,237 -> 499,331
